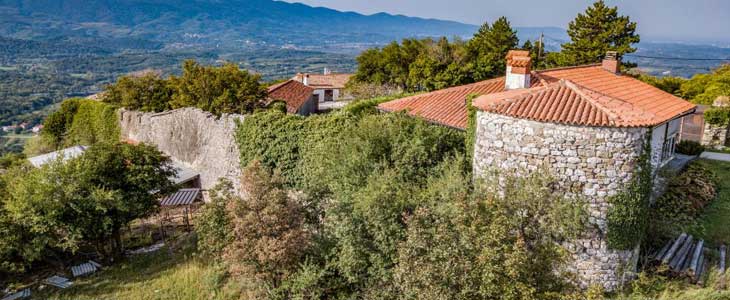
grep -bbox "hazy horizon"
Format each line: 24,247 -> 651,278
282,0 -> 730,44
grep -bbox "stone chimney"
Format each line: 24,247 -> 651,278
505,50 -> 532,90
602,51 -> 620,74
303,74 -> 309,86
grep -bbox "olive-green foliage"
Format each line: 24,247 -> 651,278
607,134 -> 653,250
675,140 -> 706,156
680,65 -> 730,105
102,73 -> 173,112
649,161 -> 718,244
395,164 -> 586,300
41,98 -> 120,149
559,0 -> 640,66
465,94 -> 478,164
170,60 -> 268,115
43,98 -> 81,147
704,107 -> 730,126
66,100 -> 121,146
195,178 -> 235,260
351,16 -> 519,92
1,142 -> 175,271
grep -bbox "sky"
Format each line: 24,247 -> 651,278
282,0 -> 730,43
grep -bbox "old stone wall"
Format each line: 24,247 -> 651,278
701,122 -> 729,149
473,111 -> 648,291
118,108 -> 244,193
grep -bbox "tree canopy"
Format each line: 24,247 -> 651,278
0,142 -> 175,273
558,0 -> 640,66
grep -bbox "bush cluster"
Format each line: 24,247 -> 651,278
704,107 -> 730,126
218,101 -> 593,299
35,98 -> 120,152
102,60 -> 268,116
675,140 -> 705,156
648,161 -> 718,245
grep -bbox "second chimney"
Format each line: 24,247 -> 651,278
505,50 -> 532,90
602,51 -> 620,74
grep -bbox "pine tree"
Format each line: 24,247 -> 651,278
561,0 -> 640,65
467,17 -> 519,81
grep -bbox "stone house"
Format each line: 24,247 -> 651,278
267,79 -> 319,116
292,69 -> 352,103
378,50 -> 696,290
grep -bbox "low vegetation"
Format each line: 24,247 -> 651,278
676,140 -> 706,156
639,65 -> 730,105
0,142 -> 175,278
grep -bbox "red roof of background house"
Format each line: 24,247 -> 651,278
267,80 -> 314,114
293,73 -> 352,89
378,64 -> 696,129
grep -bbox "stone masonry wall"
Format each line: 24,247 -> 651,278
119,108 -> 244,194
701,122 -> 729,149
473,111 -> 648,291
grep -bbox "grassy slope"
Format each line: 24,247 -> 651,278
38,240 -> 243,300
619,158 -> 730,299
693,159 -> 730,244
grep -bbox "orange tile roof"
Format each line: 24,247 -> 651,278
474,80 -> 657,127
293,73 -> 352,89
534,65 -> 696,125
378,65 -> 696,129
378,77 -> 540,129
267,80 -> 314,114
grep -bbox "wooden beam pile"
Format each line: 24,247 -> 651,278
651,233 -> 708,283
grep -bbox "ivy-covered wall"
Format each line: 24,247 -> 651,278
41,98 -> 120,149
472,110 -> 648,291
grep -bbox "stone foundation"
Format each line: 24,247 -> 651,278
473,111 -> 648,291
119,108 -> 244,194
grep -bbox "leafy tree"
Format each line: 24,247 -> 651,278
195,178 -> 235,260
224,160 -> 312,287
467,17 -> 519,80
103,73 -> 173,112
680,64 -> 730,104
637,74 -> 686,96
170,60 -> 268,115
561,0 -> 640,65
3,142 -> 175,261
396,168 -> 586,300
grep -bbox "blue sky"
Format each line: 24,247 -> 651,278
283,0 -> 730,43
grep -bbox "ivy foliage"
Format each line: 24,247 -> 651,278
465,93 -> 478,164
704,107 -> 730,126
40,98 -> 120,150
607,131 -> 654,250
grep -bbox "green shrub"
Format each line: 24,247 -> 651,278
704,107 -> 730,126
676,140 -> 705,156
65,100 -> 120,146
195,179 -> 234,261
649,161 -> 718,243
41,99 -> 120,149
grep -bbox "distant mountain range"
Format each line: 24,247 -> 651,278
0,0 -> 570,51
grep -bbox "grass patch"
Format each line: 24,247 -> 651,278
38,237 -> 244,300
692,159 -> 730,244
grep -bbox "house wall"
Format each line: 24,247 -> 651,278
297,96 -> 319,116
118,108 -> 244,195
312,88 -> 341,102
473,111 -> 648,291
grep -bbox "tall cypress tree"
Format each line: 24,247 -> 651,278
561,0 -> 640,65
467,17 -> 519,81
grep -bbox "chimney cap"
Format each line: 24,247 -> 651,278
605,51 -> 619,60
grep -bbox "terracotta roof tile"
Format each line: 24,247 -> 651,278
293,73 -> 352,89
267,80 -> 314,114
378,64 -> 696,129
474,80 -> 658,127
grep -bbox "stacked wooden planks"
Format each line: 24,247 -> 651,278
651,233 -> 708,283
